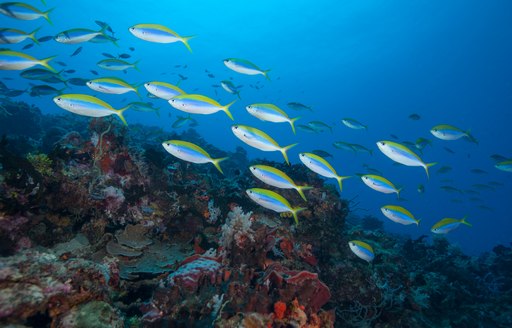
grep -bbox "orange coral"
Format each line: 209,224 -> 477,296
274,301 -> 287,320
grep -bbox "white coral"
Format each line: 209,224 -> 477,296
220,206 -> 254,250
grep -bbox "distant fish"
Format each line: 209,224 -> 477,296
246,188 -> 305,225
97,58 -> 139,71
415,137 -> 432,150
0,2 -> 53,23
0,27 -> 40,44
333,141 -> 356,153
129,47 -> 135,51
172,115 -> 197,128
431,216 -> 472,234
66,77 -> 88,86
89,34 -> 118,44
0,50 -> 56,71
144,81 -> 185,100
5,89 -> 25,97
436,166 -> 452,174
223,58 -> 270,79
169,94 -> 235,120
431,124 -> 478,144
53,94 -> 129,125
287,102 -> 313,111
94,20 -> 115,36
417,184 -> 425,193
37,35 -> 53,43
220,80 -> 241,99
470,168 -> 487,175
299,152 -> 350,192
30,84 -> 64,96
162,140 -> 227,174
20,67 -> 62,81
102,52 -> 115,58
250,164 -> 312,201
246,103 -> 299,134
472,183 -> 494,191
381,205 -> 420,226
348,240 -> 374,262
390,134 -> 399,140
232,125 -> 297,164
55,61 -> 67,66
126,101 -> 160,116
55,27 -> 111,44
118,53 -> 131,59
129,24 -> 194,52
341,118 -> 367,130
490,154 -> 510,162
311,149 -> 332,158
377,140 -> 437,178
308,121 -> 332,133
443,147 -> 455,154
90,69 -> 99,75
207,73 -> 215,78
350,143 -> 373,155
440,185 -> 463,194
178,74 -> 188,80
296,124 -> 318,133
70,46 -> 83,57
22,43 -> 34,50
495,161 -> 512,172
87,77 -> 139,95
63,69 -> 75,74
361,174 -> 401,198
408,113 -> 421,120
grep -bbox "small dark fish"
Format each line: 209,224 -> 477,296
470,168 -> 487,175
71,46 -> 82,57
95,20 -> 114,35
90,70 -> 99,76
490,154 -> 509,162
178,74 -> 188,80
55,61 -> 67,67
102,52 -> 115,58
437,166 -> 452,174
37,35 -> 53,43
408,113 -> 421,120
118,53 -> 131,59
129,47 -> 135,51
390,134 -> 399,140
22,43 -> 34,50
67,78 -> 89,86
64,69 -> 76,74
174,64 -> 181,68
5,89 -> 25,97
207,73 -> 215,78
312,149 -> 333,158
443,147 -> 455,154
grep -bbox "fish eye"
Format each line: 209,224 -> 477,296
57,97 -> 61,101
234,126 -> 238,129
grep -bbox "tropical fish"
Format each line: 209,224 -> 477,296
129,24 -> 194,52
0,50 -> 56,72
89,34 -> 119,44
487,181 -> 504,187
472,183 -> 494,191
144,81 -> 185,100
67,77 -> 89,86
97,58 -> 139,71
53,94 -> 129,125
296,124 -> 318,133
0,27 -> 40,44
64,69 -> 76,74
308,121 -> 333,133
0,2 -> 53,23
232,125 -> 297,164
431,216 -> 472,234
86,77 -> 139,95
495,160 -> 512,172
287,102 -> 313,111
246,188 -> 305,225
246,103 -> 299,134
342,118 -> 367,130
55,26 -> 111,44
94,20 -> 114,36
220,80 -> 241,98
118,53 -> 131,59
415,137 -> 432,150
172,115 -> 197,128
22,43 -> 33,49
223,58 -> 270,79
440,185 -> 463,194
348,240 -> 374,262
376,140 -> 437,178
37,35 -> 53,43
408,113 -> 421,120
437,166 -> 452,174
381,205 -> 420,225
311,149 -> 332,158
126,101 -> 160,116
102,52 -> 115,58
20,68 -> 61,80
169,94 -> 235,120
161,140 -> 227,174
350,143 -> 373,155
299,152 -> 350,192
249,164 -> 312,201
470,168 -> 487,175
490,154 -> 510,162
431,124 -> 478,144
417,184 -> 425,193
361,174 -> 401,198
333,141 -> 356,153
29,84 -> 64,96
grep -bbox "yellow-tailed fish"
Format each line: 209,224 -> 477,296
246,188 -> 305,225
220,80 -> 241,99
53,94 -> 129,125
169,94 -> 235,120
246,103 -> 299,134
0,27 -> 40,44
431,216 -> 472,234
0,2 -> 53,23
144,81 -> 185,100
348,240 -> 374,263
495,160 -> 512,172
430,124 -> 478,144
342,118 -> 367,130
97,58 -> 139,71
126,102 -> 160,117
376,140 -> 437,178
55,26 -> 112,44
0,50 -> 56,72
308,121 -> 333,133
223,58 -> 270,80
172,115 -> 197,128
249,165 -> 312,201
86,77 -> 139,95
381,205 -> 420,226
287,102 -> 313,111
232,125 -> 297,164
361,174 -> 401,198
299,152 -> 350,192
129,24 -> 194,52
162,140 -> 227,174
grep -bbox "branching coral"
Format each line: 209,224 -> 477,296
26,153 -> 53,176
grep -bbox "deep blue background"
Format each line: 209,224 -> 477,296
2,0 -> 512,254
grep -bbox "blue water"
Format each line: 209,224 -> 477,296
3,0 -> 512,254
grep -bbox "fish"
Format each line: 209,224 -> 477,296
477,205 -> 494,212
308,121 -> 333,133
89,34 -> 119,44
94,20 -> 114,36
20,68 -> 65,83
55,61 -> 67,66
144,81 -> 185,100
63,69 -> 75,74
97,58 -> 139,71
161,140 -> 227,174
249,164 -> 312,201
102,52 -> 115,58
37,35 -> 53,42
0,2 -> 53,23
348,240 -> 374,263
287,102 -> 313,111
0,27 -> 40,44
232,125 -> 297,164
220,80 -> 241,99
472,183 -> 494,191
437,166 -> 452,174
70,47 -> 83,57
246,103 -> 299,134
470,168 -> 487,175
129,47 -> 135,51
129,24 -> 194,52
172,115 -> 197,128
55,27 -> 111,44
311,149 -> 332,158
21,43 -> 34,50
415,137 -> 432,150
246,188 -> 305,225
223,58 -> 270,79
0,50 -> 56,72
333,141 -> 356,153
86,77 -> 139,95
490,154 -> 510,162
90,70 -> 99,75
431,216 -> 472,234
118,53 -> 131,59
350,143 -> 373,155
29,84 -> 64,96
299,152 -> 350,192
417,184 -> 425,193
361,174 -> 401,198
440,185 -> 463,194
408,113 -> 421,120
443,147 -> 455,154
53,94 -> 130,125
169,94 -> 235,120
431,124 -> 478,144
376,140 -> 437,178
296,124 -> 318,133
5,89 -> 25,97
126,102 -> 160,116
341,118 -> 367,130
495,160 -> 512,172
390,134 -> 399,140
67,78 -> 88,86
381,205 -> 420,225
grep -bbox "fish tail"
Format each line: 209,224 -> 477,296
289,116 -> 300,134
180,35 -> 195,53
236,91 -> 241,100
465,130 -> 479,144
335,175 -> 351,193
461,216 -> 472,227
132,60 -> 141,71
43,8 -> 55,25
281,143 -> 298,165
222,100 -> 236,120
291,207 -> 307,225
115,105 -> 131,126
29,27 -> 42,45
424,162 -> 437,179
39,55 -> 57,73
296,185 -> 313,202
396,188 -> 403,199
212,157 -> 228,174
416,219 -> 421,226
263,69 -> 271,81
